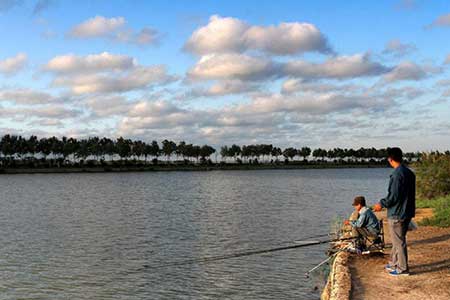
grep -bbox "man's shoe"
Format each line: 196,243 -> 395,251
389,269 -> 410,276
385,264 -> 395,271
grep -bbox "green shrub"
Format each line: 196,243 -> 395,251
413,153 -> 450,199
417,195 -> 450,227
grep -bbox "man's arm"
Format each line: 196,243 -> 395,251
350,212 -> 367,228
379,173 -> 403,208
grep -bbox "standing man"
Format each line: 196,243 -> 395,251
373,147 -> 415,276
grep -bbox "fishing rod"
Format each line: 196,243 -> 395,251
146,237 -> 335,269
304,244 -> 351,278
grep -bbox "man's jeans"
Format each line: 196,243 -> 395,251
388,218 -> 411,272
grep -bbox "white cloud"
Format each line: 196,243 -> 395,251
187,53 -> 279,81
428,13 -> 450,28
245,22 -> 333,55
281,79 -> 361,94
69,15 -> 125,37
284,53 -> 390,79
383,39 -> 416,57
68,15 -> 160,46
119,100 -> 203,133
204,80 -> 258,96
116,86 -> 398,145
29,119 -> 64,127
0,88 -> 58,104
180,80 -> 259,99
184,15 -> 332,55
84,95 -> 132,117
52,65 -> 175,94
0,53 -> 27,75
44,52 -> 136,74
44,52 -> 176,94
115,27 -> 160,46
384,62 -> 427,81
1,105 -> 81,121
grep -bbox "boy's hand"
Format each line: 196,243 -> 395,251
373,203 -> 383,212
343,220 -> 350,226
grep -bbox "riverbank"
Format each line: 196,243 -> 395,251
0,163 -> 387,174
322,208 -> 450,300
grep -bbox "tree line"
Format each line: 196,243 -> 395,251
0,134 -> 421,168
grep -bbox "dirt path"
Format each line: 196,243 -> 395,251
349,209 -> 450,300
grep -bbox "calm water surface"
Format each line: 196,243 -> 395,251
0,168 -> 391,299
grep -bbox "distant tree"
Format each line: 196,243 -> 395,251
220,146 -> 229,161
62,137 -> 78,161
200,145 -> 216,161
116,137 -> 132,160
161,139 -> 177,161
229,144 -> 241,162
298,147 -> 311,160
312,148 -> 327,160
132,140 -> 146,160
283,147 -> 298,161
0,134 -> 16,158
271,147 -> 282,159
176,141 -> 187,160
100,137 -> 115,160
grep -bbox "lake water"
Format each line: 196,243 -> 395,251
0,168 -> 391,299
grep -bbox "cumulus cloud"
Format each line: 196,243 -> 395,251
68,15 -> 160,46
115,27 -> 160,46
187,53 -> 279,81
180,80 -> 260,99
116,85 -> 398,145
69,15 -> 125,37
383,39 -> 416,57
284,53 -> 390,79
384,62 -> 427,81
51,65 -> 175,94
44,52 -> 176,94
184,15 -> 332,55
427,13 -> 450,28
0,53 -> 27,75
84,95 -> 132,117
0,88 -> 58,104
281,79 -> 361,94
1,105 -> 81,122
119,100 -> 204,133
202,80 -> 259,97
44,52 -> 136,74
185,52 -> 391,90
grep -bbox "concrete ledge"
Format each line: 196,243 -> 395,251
321,252 -> 351,300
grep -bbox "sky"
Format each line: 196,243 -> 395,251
0,0 -> 450,151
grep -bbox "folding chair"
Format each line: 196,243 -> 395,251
354,219 -> 385,254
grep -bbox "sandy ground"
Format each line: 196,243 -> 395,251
349,208 -> 450,300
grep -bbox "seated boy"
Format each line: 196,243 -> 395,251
344,196 -> 381,242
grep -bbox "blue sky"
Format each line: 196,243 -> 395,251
0,0 -> 450,151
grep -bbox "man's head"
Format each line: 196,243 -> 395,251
352,196 -> 366,212
387,147 -> 403,168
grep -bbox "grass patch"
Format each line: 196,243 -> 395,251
417,195 -> 450,227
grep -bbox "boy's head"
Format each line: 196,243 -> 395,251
352,196 -> 366,211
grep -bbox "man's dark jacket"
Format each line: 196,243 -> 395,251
380,164 -> 416,220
